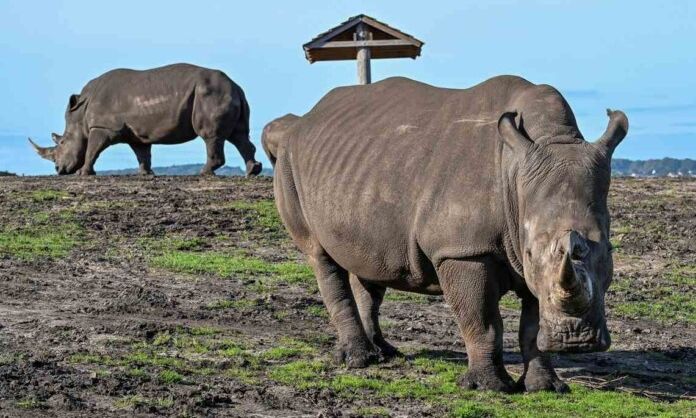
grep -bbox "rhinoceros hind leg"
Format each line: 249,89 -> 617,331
309,252 -> 378,368
438,257 -> 516,393
228,136 -> 261,177
129,143 -> 154,175
200,138 -> 226,175
349,274 -> 399,359
517,296 -> 569,393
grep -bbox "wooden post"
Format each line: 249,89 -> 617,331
356,22 -> 371,84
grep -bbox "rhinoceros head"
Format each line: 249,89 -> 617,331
498,109 -> 628,353
29,94 -> 88,175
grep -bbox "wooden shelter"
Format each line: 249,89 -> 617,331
303,14 -> 424,85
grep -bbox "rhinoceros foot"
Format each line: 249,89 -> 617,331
458,367 -> 516,393
373,336 -> 400,359
77,167 -> 96,176
517,368 -> 569,393
246,161 -> 262,177
333,340 -> 380,368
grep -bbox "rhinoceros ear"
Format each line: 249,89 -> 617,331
498,111 -> 532,154
595,109 -> 628,156
68,94 -> 85,112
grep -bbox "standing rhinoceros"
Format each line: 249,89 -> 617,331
30,63 -> 262,176
262,76 -> 628,393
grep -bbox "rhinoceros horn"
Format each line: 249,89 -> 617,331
557,231 -> 592,314
28,138 -> 56,161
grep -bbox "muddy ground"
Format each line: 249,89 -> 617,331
0,176 -> 694,417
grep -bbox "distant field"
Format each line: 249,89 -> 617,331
0,176 -> 694,417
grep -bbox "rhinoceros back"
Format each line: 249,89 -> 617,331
79,63 -> 246,144
277,76 -> 581,283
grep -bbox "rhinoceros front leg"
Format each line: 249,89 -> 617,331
517,296 -> 569,393
437,257 -> 516,393
309,252 -> 378,368
349,274 -> 399,358
129,143 -> 154,175
77,128 -> 117,175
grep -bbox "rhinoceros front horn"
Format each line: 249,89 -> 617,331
557,231 -> 592,315
28,138 -> 56,161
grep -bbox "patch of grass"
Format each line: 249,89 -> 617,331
269,353 -> 695,417
613,295 -> 696,323
499,293 -> 521,310
188,326 -> 221,336
355,406 -> 391,417
306,305 -> 329,318
30,189 -> 69,202
229,199 -> 284,234
260,338 -> 316,360
384,290 -> 431,304
151,251 -> 315,288
611,264 -> 696,324
124,351 -> 184,369
158,369 -> 184,384
666,264 -> 696,287
68,353 -> 116,365
0,208 -> 83,260
15,397 -> 44,409
125,368 -> 148,379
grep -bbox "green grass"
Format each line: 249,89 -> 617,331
613,295 -> 696,323
306,305 -> 329,318
611,263 -> 696,324
229,199 -> 284,235
15,397 -> 44,409
260,338 -> 316,360
158,369 -> 184,384
499,293 -> 522,310
384,290 -> 431,304
151,251 -> 315,288
0,208 -> 83,260
29,189 -> 70,202
269,354 -> 695,417
355,406 -> 392,417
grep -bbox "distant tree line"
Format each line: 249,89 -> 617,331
0,170 -> 17,176
612,158 -> 696,176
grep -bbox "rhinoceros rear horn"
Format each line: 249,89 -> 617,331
498,111 -> 533,153
595,109 -> 629,155
28,138 -> 56,161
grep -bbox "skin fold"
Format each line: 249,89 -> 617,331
30,63 -> 262,177
263,76 -> 628,393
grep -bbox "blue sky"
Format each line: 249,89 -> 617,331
1,1 -> 694,175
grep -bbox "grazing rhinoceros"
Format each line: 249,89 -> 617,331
30,63 -> 262,176
262,76 -> 628,393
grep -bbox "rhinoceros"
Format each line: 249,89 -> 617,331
30,63 -> 262,176
262,76 -> 628,393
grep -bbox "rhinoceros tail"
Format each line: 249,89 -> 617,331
230,89 -> 251,143
262,113 -> 300,167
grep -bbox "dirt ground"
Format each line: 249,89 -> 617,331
0,176 -> 694,417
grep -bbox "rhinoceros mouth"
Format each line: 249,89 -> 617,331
537,317 -> 610,353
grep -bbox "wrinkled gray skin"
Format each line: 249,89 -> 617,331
30,63 -> 262,176
263,76 -> 628,393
